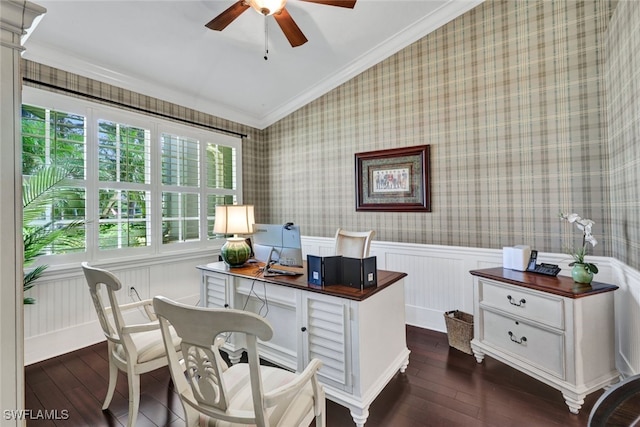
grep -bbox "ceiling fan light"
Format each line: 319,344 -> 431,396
248,0 -> 287,16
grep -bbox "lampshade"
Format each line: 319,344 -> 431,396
213,205 -> 255,236
248,0 -> 287,16
213,205 -> 255,268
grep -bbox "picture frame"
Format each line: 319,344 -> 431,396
355,145 -> 431,212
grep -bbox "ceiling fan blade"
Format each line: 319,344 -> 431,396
205,1 -> 250,31
298,0 -> 357,8
274,8 -> 308,47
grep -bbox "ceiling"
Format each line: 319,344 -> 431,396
23,0 -> 483,130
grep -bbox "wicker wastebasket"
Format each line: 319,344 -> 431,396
444,310 -> 474,355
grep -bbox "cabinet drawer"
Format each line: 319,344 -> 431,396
480,279 -> 564,329
482,309 -> 565,379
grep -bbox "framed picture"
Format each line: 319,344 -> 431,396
355,145 -> 431,212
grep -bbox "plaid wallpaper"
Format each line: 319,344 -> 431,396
606,0 -> 640,269
24,0 -> 638,268
265,0 -> 615,258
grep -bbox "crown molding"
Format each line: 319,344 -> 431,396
1,0 -> 46,50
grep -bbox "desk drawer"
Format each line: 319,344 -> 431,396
479,279 -> 564,330
482,309 -> 565,380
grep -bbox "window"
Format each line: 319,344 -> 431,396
98,119 -> 151,250
161,133 -> 200,244
205,142 -> 238,237
21,87 -> 243,263
98,188 -> 151,250
22,105 -> 86,177
21,104 -> 87,255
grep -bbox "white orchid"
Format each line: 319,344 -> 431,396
564,213 -> 581,224
559,212 -> 599,274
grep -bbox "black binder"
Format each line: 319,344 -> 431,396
307,255 -> 342,286
307,255 -> 377,289
342,256 -> 377,289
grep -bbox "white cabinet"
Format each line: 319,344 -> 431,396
470,268 -> 619,414
298,291 -> 352,393
200,270 -> 229,308
201,269 -> 299,367
198,262 -> 410,427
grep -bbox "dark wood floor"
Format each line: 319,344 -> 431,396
25,326 -> 606,426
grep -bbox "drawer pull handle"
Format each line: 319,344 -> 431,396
508,331 -> 527,345
507,295 -> 526,306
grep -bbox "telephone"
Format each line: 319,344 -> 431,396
526,250 -> 561,276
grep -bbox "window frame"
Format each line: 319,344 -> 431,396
22,87 -> 243,267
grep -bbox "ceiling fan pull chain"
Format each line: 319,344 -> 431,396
264,16 -> 269,60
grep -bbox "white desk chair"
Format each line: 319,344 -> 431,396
334,228 -> 375,258
81,262 -> 181,427
153,295 -> 326,427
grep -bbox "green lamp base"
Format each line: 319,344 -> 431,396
220,237 -> 251,267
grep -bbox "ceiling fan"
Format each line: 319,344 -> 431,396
205,0 -> 357,48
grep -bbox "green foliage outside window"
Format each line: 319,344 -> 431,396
22,105 -> 85,178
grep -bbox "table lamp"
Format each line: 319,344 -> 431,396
213,205 -> 255,267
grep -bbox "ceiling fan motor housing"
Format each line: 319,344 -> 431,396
248,0 -> 287,16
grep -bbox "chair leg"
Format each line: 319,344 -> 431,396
102,356 -> 118,410
183,404 -> 201,427
126,368 -> 140,427
315,390 -> 326,427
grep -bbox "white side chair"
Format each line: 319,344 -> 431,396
334,228 -> 375,258
81,262 -> 181,427
153,295 -> 326,427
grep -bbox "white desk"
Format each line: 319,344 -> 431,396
198,261 -> 410,427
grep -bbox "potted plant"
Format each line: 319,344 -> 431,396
23,166 -> 83,304
559,212 -> 599,284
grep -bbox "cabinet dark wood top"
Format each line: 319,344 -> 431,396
198,261 -> 407,302
470,267 -> 618,298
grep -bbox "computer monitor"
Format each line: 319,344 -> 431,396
252,223 -> 303,267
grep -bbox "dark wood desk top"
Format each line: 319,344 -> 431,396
198,261 -> 407,302
470,267 -> 618,299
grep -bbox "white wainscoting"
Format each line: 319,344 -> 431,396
610,258 -> 640,378
24,253 -> 212,365
303,236 -> 639,378
24,238 -> 640,379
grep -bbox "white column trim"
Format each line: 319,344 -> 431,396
0,1 -> 46,425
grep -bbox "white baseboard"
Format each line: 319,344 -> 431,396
405,305 -> 447,333
25,321 -> 105,365
24,293 -> 199,365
